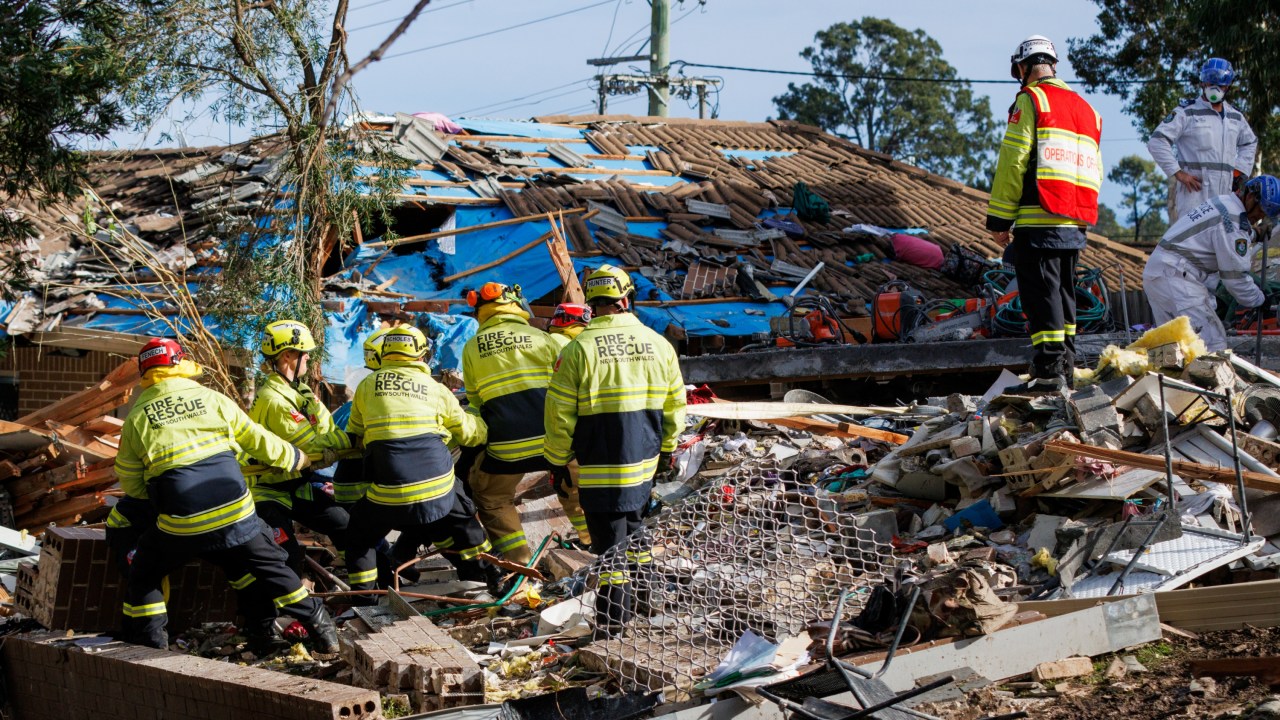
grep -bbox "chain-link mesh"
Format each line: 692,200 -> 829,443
574,461 -> 894,693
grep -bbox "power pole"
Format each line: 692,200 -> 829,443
649,0 -> 670,116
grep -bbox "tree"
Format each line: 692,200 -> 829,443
0,1 -> 135,245
1091,203 -> 1126,240
1069,0 -> 1280,169
1108,155 -> 1167,244
773,17 -> 1001,189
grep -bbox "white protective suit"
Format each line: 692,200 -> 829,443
1143,193 -> 1265,351
1147,96 -> 1257,219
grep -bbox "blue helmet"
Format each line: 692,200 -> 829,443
1245,175 -> 1280,219
1200,57 -> 1235,86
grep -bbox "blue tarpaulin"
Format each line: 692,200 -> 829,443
322,296 -> 477,385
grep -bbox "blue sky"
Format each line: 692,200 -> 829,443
102,0 -> 1188,211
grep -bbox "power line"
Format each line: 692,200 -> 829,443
385,0 -> 616,60
671,61 -> 1181,86
600,0 -> 626,56
347,0 -> 473,33
451,77 -> 593,115
456,80 -> 596,117
350,0 -> 399,12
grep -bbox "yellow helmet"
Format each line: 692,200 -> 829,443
583,264 -> 635,304
261,320 -> 316,358
363,326 -> 393,370
379,325 -> 431,360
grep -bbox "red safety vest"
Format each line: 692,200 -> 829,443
1021,82 -> 1102,225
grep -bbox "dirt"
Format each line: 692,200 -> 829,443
918,626 -> 1280,720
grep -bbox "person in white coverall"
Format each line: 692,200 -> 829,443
1143,176 -> 1280,352
1147,57 -> 1257,221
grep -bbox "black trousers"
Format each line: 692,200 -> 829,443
122,522 -> 319,648
585,509 -> 651,630
1014,240 -> 1079,380
345,491 -> 491,591
257,490 -> 350,576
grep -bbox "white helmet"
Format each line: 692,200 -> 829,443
1010,35 -> 1059,79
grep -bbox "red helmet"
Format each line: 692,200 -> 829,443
138,338 -> 186,374
550,303 -> 591,328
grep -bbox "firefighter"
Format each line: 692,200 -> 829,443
1143,176 -> 1280,351
331,326 -> 392,508
461,283 -> 558,564
543,264 -> 686,634
248,320 -> 349,575
986,35 -> 1103,393
1147,58 -> 1258,220
115,338 -> 339,652
544,302 -> 594,546
343,326 -> 510,598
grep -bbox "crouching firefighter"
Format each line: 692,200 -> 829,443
114,339 -> 339,652
343,326 -> 512,599
248,320 -> 351,575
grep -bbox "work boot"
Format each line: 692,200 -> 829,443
133,627 -> 169,650
482,562 -> 515,599
244,625 -> 291,656
305,605 -> 341,654
1004,376 -> 1065,395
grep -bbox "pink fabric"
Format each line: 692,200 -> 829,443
891,233 -> 944,270
412,112 -> 463,135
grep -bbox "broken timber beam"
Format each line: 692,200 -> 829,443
1045,440 -> 1280,494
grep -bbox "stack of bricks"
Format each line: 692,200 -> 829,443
10,346 -> 125,417
14,526 -> 238,632
344,615 -> 484,713
2,632 -> 383,720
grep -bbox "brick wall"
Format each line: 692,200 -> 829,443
3,632 -> 383,720
6,346 -> 130,417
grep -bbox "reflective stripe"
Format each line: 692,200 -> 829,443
347,568 -> 378,585
1025,85 -> 1050,111
457,539 -> 492,560
123,601 -> 167,618
625,550 -> 653,564
1157,241 -> 1216,275
1064,323 -> 1077,336
1031,330 -> 1066,345
569,514 -> 589,531
599,571 -> 629,586
365,471 -> 454,506
435,537 -> 455,549
229,573 -> 256,590
145,433 -> 234,472
156,491 -> 255,536
106,507 -> 131,529
1184,161 -> 1236,172
486,435 -> 546,462
492,530 -> 528,553
365,417 -> 443,434
578,456 -> 659,488
333,482 -> 369,504
1014,206 -> 1085,228
474,366 -> 553,397
273,586 -> 309,608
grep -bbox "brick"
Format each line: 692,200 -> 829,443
345,616 -> 484,713
1031,656 -> 1095,681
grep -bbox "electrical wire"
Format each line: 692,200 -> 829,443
349,0 -> 399,12
600,0 -> 626,56
670,61 -> 1182,86
384,0 -> 616,60
450,77 -> 593,116
471,83 -> 598,117
347,0 -> 474,33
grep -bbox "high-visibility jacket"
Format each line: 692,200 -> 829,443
987,78 -> 1103,236
246,373 -> 352,508
462,314 -> 559,473
115,377 -> 306,550
329,400 -> 367,505
347,360 -> 487,523
1147,96 -> 1257,216
1144,192 -> 1265,310
544,313 -> 686,513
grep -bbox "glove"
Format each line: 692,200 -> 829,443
295,449 -> 312,471
549,465 -> 573,498
316,448 -> 340,469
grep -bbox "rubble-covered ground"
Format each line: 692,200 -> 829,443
923,627 -> 1280,720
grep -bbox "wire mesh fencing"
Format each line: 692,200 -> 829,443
574,461 -> 894,693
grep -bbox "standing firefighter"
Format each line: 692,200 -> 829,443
1147,58 -> 1258,220
461,283 -> 557,564
544,265 -> 686,635
545,302 -> 594,546
343,326 -> 510,598
1143,176 -> 1280,351
987,35 -> 1103,392
248,320 -> 350,574
115,339 -> 339,651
